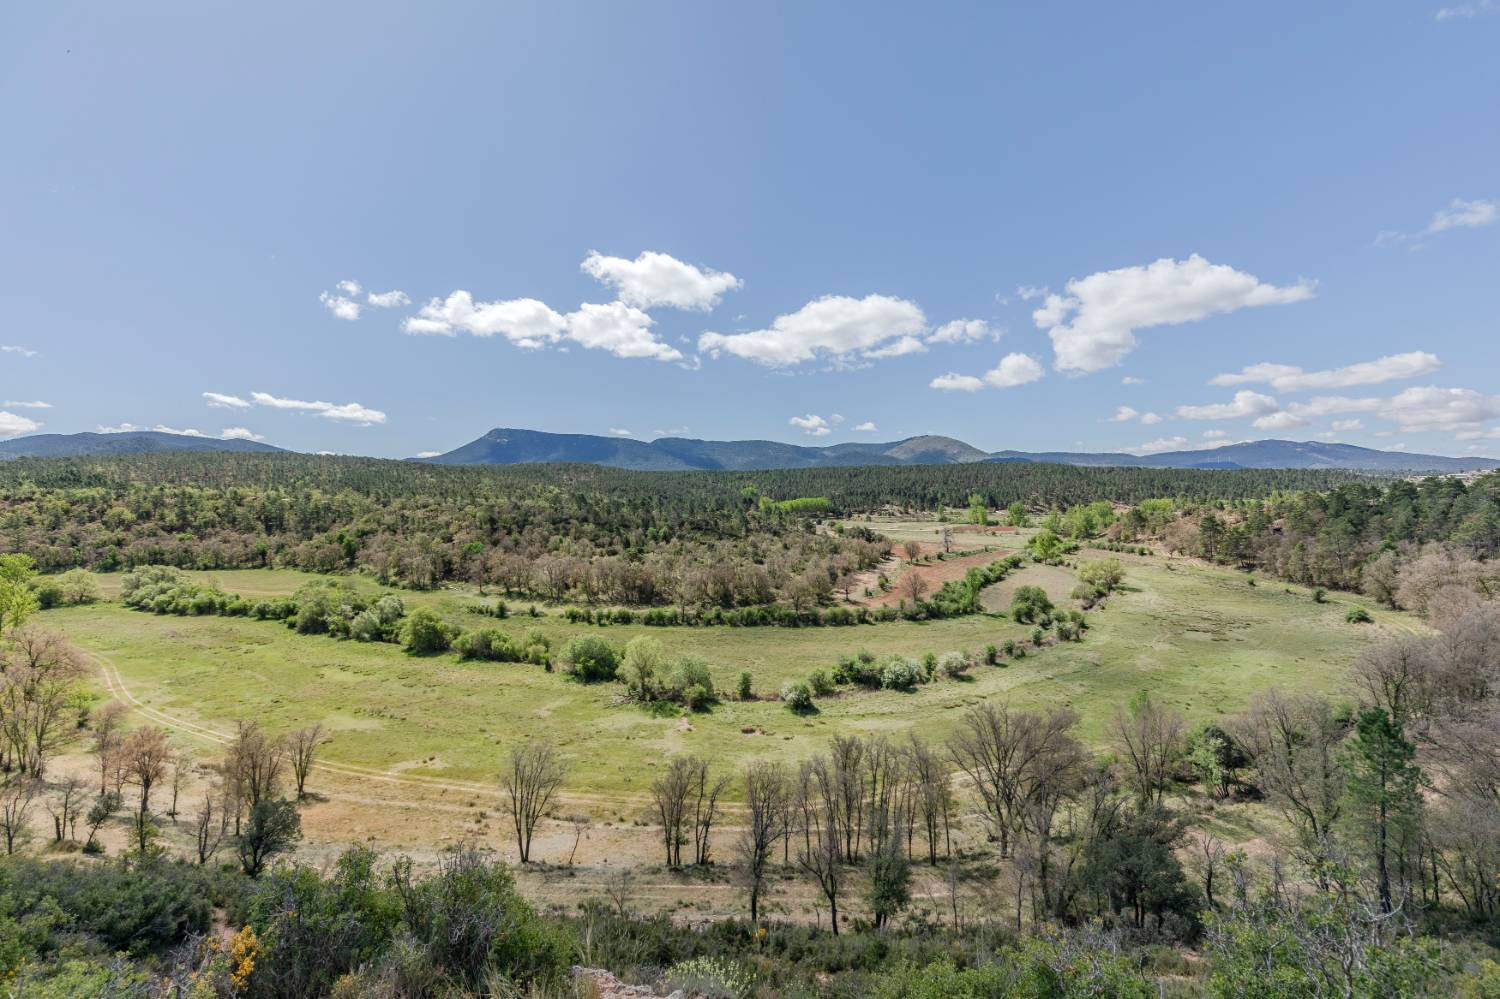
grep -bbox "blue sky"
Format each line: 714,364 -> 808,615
2,2 -> 1497,459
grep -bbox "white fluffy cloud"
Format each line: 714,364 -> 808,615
1202,429 -> 1228,439
700,294 -> 927,366
608,428 -> 634,437
404,292 -> 567,347
2,400 -> 50,409
1109,405 -> 1162,424
219,427 -> 265,441
929,353 -> 1045,392
202,391 -> 251,409
854,421 -> 878,432
1437,0 -> 1498,18
249,392 -> 387,425
415,450 -> 442,458
1176,390 -> 1280,421
100,424 -> 210,437
405,291 -> 681,362
319,290 -> 361,321
928,319 -> 999,344
0,412 -> 42,437
1385,386 -> 1500,433
1331,419 -> 1364,432
1429,198 -> 1498,232
1123,436 -> 1189,455
1257,396 -> 1382,430
581,251 -> 741,311
789,414 -> 832,436
864,335 -> 928,359
2,345 -> 38,358
564,302 -> 681,362
1211,351 -> 1441,392
366,289 -> 410,308
1377,197 -> 1498,245
1034,255 -> 1314,373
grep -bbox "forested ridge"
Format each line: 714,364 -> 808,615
0,453 -> 1367,594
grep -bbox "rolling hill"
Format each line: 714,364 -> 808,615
421,428 -> 1500,473
0,431 -> 285,460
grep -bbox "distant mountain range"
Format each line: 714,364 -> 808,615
0,431 -> 284,460
421,428 -> 1500,474
0,427 -> 1493,473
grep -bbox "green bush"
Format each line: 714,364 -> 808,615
780,680 -> 815,713
881,656 -> 924,691
1346,605 -> 1373,624
402,608 -> 457,653
808,668 -> 836,696
1010,585 -> 1054,624
559,634 -> 621,682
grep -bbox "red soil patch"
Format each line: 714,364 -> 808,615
852,547 -> 1007,608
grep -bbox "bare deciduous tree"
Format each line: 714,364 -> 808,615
90,702 -> 126,797
499,739 -> 565,863
906,734 -> 953,864
651,756 -> 694,867
287,723 -> 328,800
120,726 -> 173,852
1111,692 -> 1185,808
0,778 -> 39,854
0,627 -> 87,778
46,775 -> 86,843
1233,689 -> 1346,859
193,787 -> 228,865
897,571 -> 929,604
738,761 -> 789,922
226,721 -> 285,809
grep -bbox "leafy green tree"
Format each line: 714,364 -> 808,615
1010,585 -> 1054,624
1007,502 -> 1030,528
558,635 -> 620,682
622,635 -> 668,699
401,608 -> 456,653
967,493 -> 989,526
1341,708 -> 1422,914
238,799 -> 303,877
0,553 -> 39,637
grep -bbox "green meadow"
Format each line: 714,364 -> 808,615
46,551 -> 1409,802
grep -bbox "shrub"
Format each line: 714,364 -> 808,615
780,681 -> 814,713
1346,605 -> 1373,624
736,670 -> 753,700
32,578 -> 64,609
622,636 -> 669,699
454,627 -> 520,662
1010,585 -> 1054,624
665,654 -> 716,709
808,668 -> 836,696
559,635 -> 621,683
880,656 -> 924,691
1313,587 -> 1328,604
349,609 -> 384,643
662,956 -> 755,999
938,651 -> 971,679
402,608 -> 457,654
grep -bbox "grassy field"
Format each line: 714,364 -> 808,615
43,523 -> 1412,804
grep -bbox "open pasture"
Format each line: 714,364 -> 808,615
45,544 -> 1405,805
